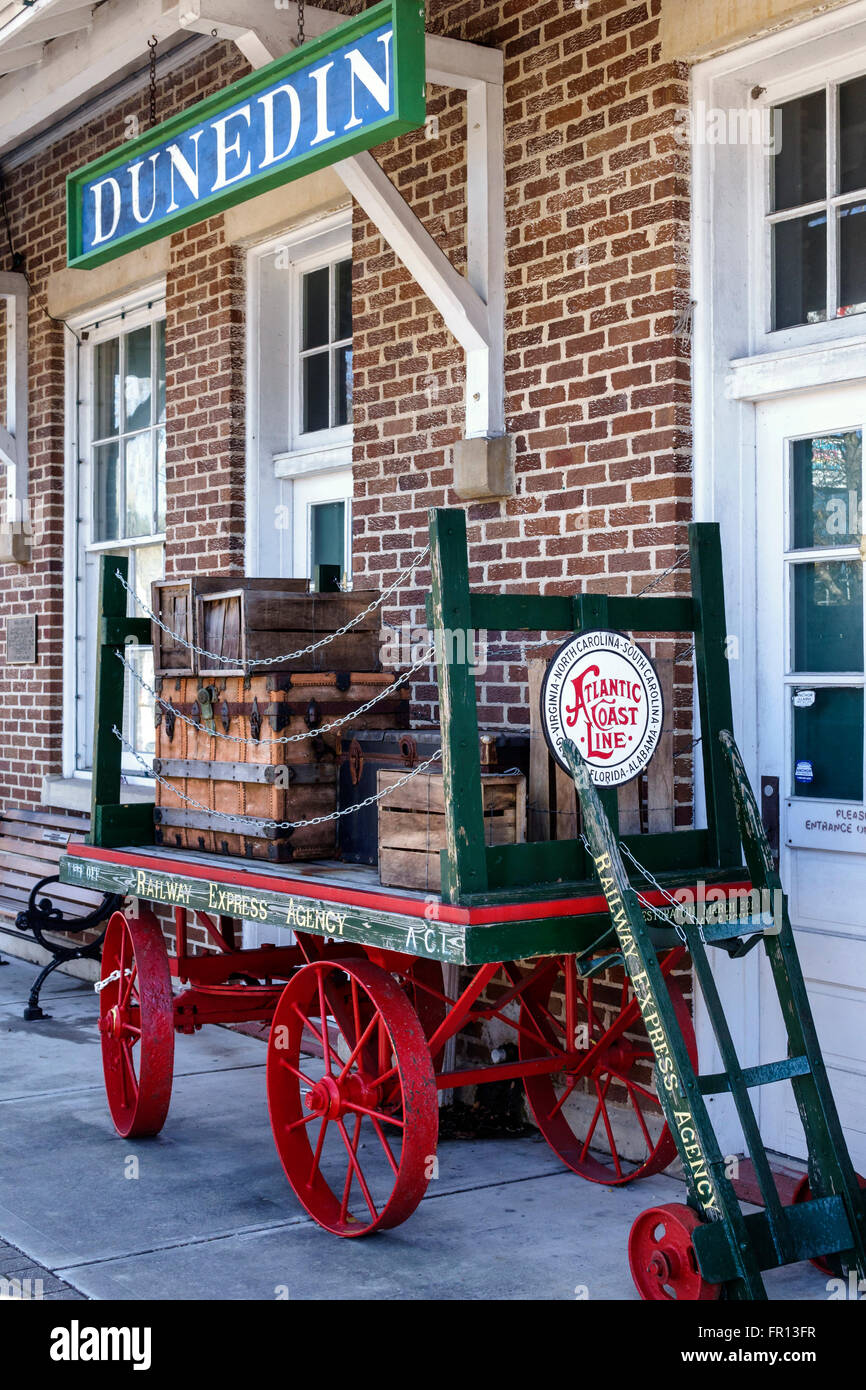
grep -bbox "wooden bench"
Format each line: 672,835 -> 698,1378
0,807 -> 124,1019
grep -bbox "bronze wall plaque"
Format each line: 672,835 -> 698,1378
6,614 -> 36,664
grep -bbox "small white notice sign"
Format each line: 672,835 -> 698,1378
786,799 -> 866,853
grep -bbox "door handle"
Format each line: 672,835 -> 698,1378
760,774 -> 780,869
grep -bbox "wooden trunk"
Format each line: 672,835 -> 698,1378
152,576 -> 310,676
153,672 -> 409,862
196,588 -> 382,677
377,771 -> 527,892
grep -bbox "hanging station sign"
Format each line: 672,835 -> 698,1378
541,629 -> 664,787
67,0 -> 425,270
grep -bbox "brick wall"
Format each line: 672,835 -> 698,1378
352,0 -> 695,821
0,1 -> 695,821
0,42 -> 249,811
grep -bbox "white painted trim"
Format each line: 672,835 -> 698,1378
178,0 -> 504,90
333,149 -> 490,355
245,212 -> 352,575
274,444 -> 352,479
63,281 -> 166,779
728,335 -> 866,399
0,0 -> 189,156
0,272 -> 28,513
231,14 -> 505,439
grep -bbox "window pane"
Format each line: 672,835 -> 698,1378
155,319 -> 166,424
792,431 -> 862,549
772,90 -> 826,212
125,431 -> 153,537
303,267 -> 329,350
773,213 -> 827,329
335,258 -> 352,341
93,441 -> 120,541
94,339 -> 120,439
125,325 -> 152,432
303,352 -> 330,432
156,426 -> 166,533
840,75 -> 866,195
792,560 -> 863,672
793,687 -> 863,799
334,346 -> 352,427
839,202 -> 866,315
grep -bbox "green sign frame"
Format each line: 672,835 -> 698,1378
67,0 -> 425,270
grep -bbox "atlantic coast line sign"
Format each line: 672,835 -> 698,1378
67,0 -> 425,269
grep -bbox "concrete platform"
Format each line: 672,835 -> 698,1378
0,956 -> 830,1301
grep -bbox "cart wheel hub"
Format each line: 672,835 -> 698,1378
648,1249 -> 674,1280
304,1072 -> 377,1120
102,1006 -> 121,1040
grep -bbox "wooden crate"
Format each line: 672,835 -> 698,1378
377,771 -> 526,892
196,588 -> 382,677
153,671 -> 409,862
152,576 -> 309,676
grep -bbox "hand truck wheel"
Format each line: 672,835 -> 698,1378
629,1202 -> 721,1300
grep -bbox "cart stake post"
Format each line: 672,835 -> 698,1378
429,507 -> 488,901
89,553 -> 155,848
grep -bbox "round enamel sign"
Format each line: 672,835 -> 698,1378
541,629 -> 664,786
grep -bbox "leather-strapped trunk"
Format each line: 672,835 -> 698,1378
153,671 -> 410,861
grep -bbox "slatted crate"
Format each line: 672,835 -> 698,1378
377,770 -> 527,891
152,576 -> 310,676
196,588 -> 382,677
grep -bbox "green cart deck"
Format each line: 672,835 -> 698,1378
60,841 -> 753,966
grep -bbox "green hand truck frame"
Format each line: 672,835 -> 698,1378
427,507 -> 866,1299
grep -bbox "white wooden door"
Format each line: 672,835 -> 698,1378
755,382 -> 866,1170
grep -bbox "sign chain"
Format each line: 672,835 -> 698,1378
116,644 -> 435,746
113,724 -> 442,829
297,0 -> 305,46
114,543 -> 431,668
147,36 -> 158,128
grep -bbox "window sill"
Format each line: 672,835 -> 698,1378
274,443 -> 351,478
43,775 -> 155,814
727,333 -> 866,401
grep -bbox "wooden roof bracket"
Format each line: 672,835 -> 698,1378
177,1 -> 509,495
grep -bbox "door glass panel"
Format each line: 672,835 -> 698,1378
838,203 -> 866,315
311,500 -> 345,591
791,431 -> 862,548
773,214 -> 827,329
793,687 -> 864,799
792,560 -> 864,672
772,90 -> 826,212
840,75 -> 866,195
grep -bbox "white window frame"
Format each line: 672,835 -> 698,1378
62,285 -> 166,788
246,209 -> 353,577
745,25 -> 866,355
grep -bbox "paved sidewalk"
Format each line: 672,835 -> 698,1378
0,955 -> 827,1301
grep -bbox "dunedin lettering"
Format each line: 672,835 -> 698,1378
68,1 -> 425,268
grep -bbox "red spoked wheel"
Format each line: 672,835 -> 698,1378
518,954 -> 697,1183
98,908 -> 174,1139
629,1203 -> 721,1301
362,948 -> 446,1043
793,1173 -> 866,1273
267,957 -> 438,1237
